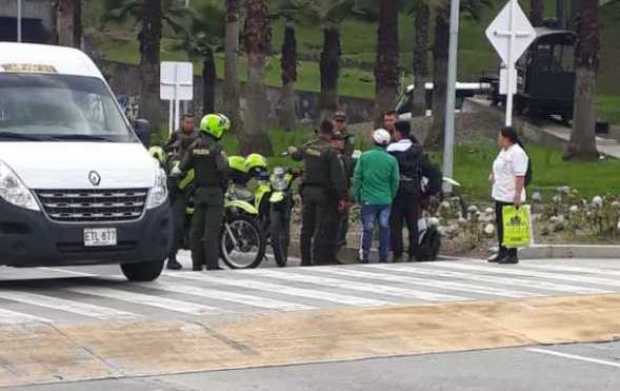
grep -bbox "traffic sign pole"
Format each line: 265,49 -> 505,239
17,0 -> 22,42
443,0 -> 461,193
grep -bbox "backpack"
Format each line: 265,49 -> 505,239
419,155 -> 443,198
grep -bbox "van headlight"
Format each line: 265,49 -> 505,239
0,160 -> 40,211
146,168 -> 168,209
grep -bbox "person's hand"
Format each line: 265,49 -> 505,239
338,199 -> 349,212
287,146 -> 298,155
170,166 -> 182,177
513,194 -> 522,208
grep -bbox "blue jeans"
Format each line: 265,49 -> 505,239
360,204 -> 392,262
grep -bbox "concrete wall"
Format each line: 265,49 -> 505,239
0,0 -> 54,31
100,61 -> 375,128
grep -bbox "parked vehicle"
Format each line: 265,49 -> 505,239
0,43 -> 170,281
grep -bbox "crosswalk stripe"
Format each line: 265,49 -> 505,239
165,273 -> 390,307
0,308 -> 51,325
426,262 -> 620,289
369,264 -> 611,295
245,269 -> 466,302
67,286 -> 219,316
317,267 -> 539,298
0,291 -> 137,320
518,263 -> 620,277
144,282 -> 314,311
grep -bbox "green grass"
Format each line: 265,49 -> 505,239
596,96 -> 620,125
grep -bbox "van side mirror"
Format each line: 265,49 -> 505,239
134,119 -> 151,147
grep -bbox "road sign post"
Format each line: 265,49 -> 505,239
486,0 -> 536,126
17,0 -> 22,42
443,0 -> 461,194
160,62 -> 194,135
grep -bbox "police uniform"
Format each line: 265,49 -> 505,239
292,138 -> 347,266
180,135 -> 229,271
165,129 -> 199,268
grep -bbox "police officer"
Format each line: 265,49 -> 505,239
332,111 -> 355,158
289,120 -> 347,266
164,113 -> 199,270
176,113 -> 230,271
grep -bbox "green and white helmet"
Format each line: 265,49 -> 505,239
200,113 -> 230,139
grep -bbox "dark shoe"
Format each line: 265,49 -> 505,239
192,264 -> 203,272
206,266 -> 223,271
359,258 -> 369,264
167,258 -> 182,270
379,258 -> 389,263
392,254 -> 403,263
487,254 -> 504,263
498,255 -> 519,264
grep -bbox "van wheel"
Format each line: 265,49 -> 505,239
121,259 -> 165,282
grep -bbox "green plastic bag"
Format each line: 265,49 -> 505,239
502,205 -> 532,248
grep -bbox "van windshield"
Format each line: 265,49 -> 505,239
0,73 -> 136,142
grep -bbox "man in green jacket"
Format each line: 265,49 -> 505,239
352,129 -> 400,263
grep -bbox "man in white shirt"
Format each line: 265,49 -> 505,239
489,126 -> 530,264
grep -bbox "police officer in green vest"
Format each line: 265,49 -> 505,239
288,120 -> 347,266
164,113 -> 199,270
175,113 -> 231,271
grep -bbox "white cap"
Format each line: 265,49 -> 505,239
372,128 -> 391,146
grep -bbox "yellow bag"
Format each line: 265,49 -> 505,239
502,205 -> 532,248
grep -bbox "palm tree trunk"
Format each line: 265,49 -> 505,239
56,0 -> 81,48
202,49 -> 216,115
242,0 -> 273,155
319,26 -> 341,121
138,0 -> 162,133
412,1 -> 430,117
530,0 -> 545,27
280,20 -> 298,132
426,5 -> 450,148
224,0 -> 243,133
565,0 -> 600,160
374,0 -> 400,127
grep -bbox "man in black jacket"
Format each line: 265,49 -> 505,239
387,121 -> 438,262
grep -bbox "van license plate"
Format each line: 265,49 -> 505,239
84,228 -> 117,247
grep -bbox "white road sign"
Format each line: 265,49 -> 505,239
160,62 -> 193,133
485,0 -> 536,126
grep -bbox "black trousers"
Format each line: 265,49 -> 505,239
390,192 -> 419,259
300,187 -> 339,266
190,188 -> 225,270
495,201 -> 518,257
169,195 -> 186,259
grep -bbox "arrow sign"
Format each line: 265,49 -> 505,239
486,0 -> 536,126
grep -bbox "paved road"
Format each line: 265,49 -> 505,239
13,341 -> 620,390
1,256 -> 620,326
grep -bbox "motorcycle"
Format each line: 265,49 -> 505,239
149,147 -> 266,269
229,155 -> 299,267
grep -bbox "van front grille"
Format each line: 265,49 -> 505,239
36,189 -> 148,223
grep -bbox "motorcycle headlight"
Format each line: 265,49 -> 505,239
271,176 -> 288,191
146,168 -> 168,209
0,160 -> 40,211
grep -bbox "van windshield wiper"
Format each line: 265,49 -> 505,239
48,134 -> 114,142
0,132 -> 51,141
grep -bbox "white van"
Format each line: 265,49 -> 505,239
0,43 -> 172,281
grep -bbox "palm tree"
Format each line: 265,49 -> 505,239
410,1 -> 431,117
272,0 -> 303,132
103,0 -> 191,131
300,0 -> 356,121
224,0 -> 243,134
530,0 -> 545,27
178,5 -> 225,115
565,0 -> 600,160
374,0 -> 400,127
242,0 -> 273,155
56,0 -> 82,48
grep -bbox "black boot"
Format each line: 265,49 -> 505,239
167,256 -> 182,270
498,254 -> 519,264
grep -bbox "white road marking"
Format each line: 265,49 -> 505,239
0,308 -> 51,325
318,267 -> 539,298
165,273 -> 390,307
0,291 -> 137,320
527,348 -> 620,369
518,263 -> 620,277
246,269 -> 466,302
427,262 -> 620,289
369,264 -> 611,295
67,286 -> 220,316
144,282 -> 314,311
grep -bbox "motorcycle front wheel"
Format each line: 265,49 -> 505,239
270,209 -> 290,267
221,215 -> 266,269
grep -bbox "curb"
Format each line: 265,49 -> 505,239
520,244 -> 620,260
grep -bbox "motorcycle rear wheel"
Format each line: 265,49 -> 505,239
221,215 -> 266,269
270,210 -> 290,267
